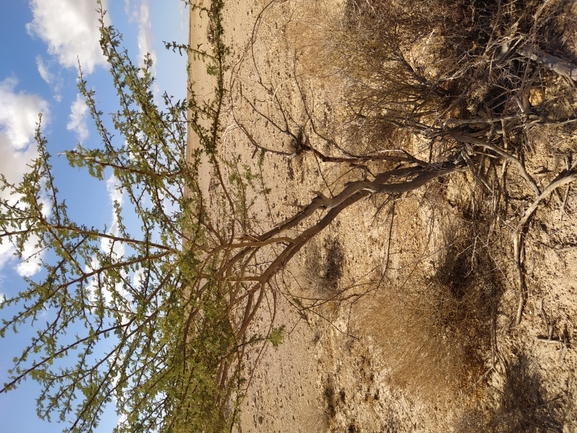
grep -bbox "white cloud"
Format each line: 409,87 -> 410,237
132,267 -> 145,289
0,243 -> 14,272
16,235 -> 44,277
0,138 -> 40,194
67,94 -> 89,143
125,0 -> 157,74
85,256 -> 106,305
36,55 -> 53,85
0,199 -> 50,279
27,0 -> 110,74
0,78 -> 50,277
0,77 -> 46,203
108,176 -> 124,204
85,176 -> 131,311
15,197 -> 50,278
0,77 -> 49,151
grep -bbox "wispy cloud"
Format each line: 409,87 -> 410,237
26,0 -> 110,74
36,55 -> 62,101
124,0 -> 132,17
126,0 -> 157,78
36,55 -> 53,85
67,93 -> 89,143
136,1 -> 156,71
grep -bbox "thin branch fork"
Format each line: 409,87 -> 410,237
450,132 -> 541,196
246,162 -> 463,287
221,162 -> 463,336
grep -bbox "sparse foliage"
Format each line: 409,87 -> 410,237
0,1 -> 242,432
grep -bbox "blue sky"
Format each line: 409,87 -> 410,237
0,1 -> 188,431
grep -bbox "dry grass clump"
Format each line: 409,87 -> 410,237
291,0 -> 468,147
302,236 -> 345,298
361,216 -> 502,404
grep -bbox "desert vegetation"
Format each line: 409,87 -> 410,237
2,0 -> 577,431
229,0 -> 577,429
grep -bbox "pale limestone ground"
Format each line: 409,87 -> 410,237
188,1 -> 577,431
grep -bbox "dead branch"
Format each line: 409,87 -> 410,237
518,44 -> 577,82
450,133 -> 541,196
512,170 -> 577,325
251,162 -> 463,287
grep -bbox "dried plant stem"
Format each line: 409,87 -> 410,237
512,171 -> 577,325
451,133 -> 540,196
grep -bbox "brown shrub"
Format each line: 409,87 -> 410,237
361,215 -> 502,404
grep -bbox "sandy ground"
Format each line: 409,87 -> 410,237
188,2 -> 331,431
188,1 -> 577,431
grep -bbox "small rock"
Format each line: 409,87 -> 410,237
529,87 -> 545,106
